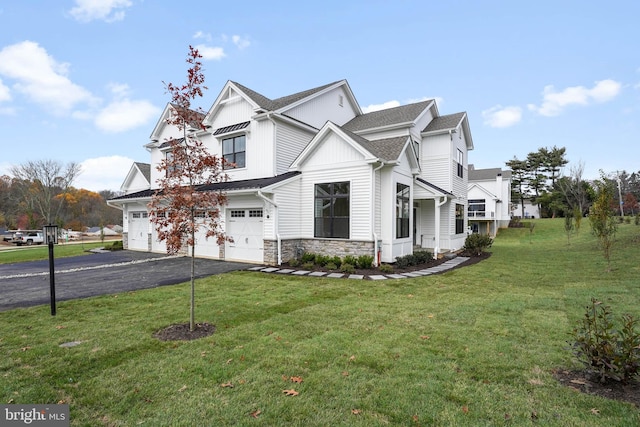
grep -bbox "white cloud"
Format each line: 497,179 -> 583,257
482,105 -> 522,128
193,31 -> 212,42
69,0 -> 133,23
232,35 -> 250,50
0,41 -> 96,115
0,78 -> 10,102
93,83 -> 159,132
362,100 -> 400,113
194,44 -> 226,61
76,155 -> 134,191
528,79 -> 622,117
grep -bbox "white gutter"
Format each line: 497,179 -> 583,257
371,162 -> 385,266
257,190 -> 281,265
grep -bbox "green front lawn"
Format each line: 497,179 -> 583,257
0,241 -> 118,264
1,220 -> 639,426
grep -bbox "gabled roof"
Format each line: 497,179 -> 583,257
422,111 -> 466,133
468,183 -> 499,200
149,103 -> 205,143
135,162 -> 151,182
232,80 -> 344,111
422,111 -> 474,150
342,100 -> 434,133
340,127 -> 410,163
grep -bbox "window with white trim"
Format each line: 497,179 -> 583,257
314,182 -> 350,239
396,183 -> 410,238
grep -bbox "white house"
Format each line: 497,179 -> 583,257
467,165 -> 512,236
108,79 -> 474,264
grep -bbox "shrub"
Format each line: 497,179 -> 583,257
301,262 -> 315,270
105,240 -> 123,251
325,262 -> 338,270
463,233 -> 493,256
413,250 -> 432,264
330,256 -> 342,267
357,255 -> 374,269
343,255 -> 357,266
314,254 -> 331,266
340,263 -> 355,274
569,298 -> 640,384
300,252 -> 316,263
288,258 -> 300,267
379,264 -> 394,274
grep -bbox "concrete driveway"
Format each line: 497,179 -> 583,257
0,250 -> 255,312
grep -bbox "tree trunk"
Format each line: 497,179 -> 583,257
190,231 -> 196,332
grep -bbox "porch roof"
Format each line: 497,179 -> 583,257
413,177 -> 455,199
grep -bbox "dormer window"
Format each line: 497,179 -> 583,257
223,135 -> 246,169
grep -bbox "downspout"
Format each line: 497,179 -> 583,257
257,190 -> 280,265
434,196 -> 447,259
371,162 -> 385,266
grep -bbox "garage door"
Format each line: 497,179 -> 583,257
128,211 -> 148,250
194,214 -> 221,258
225,209 -> 264,263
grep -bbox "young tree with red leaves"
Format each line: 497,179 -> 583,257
149,46 -> 230,332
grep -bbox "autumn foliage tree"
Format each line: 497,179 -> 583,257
149,46 -> 230,332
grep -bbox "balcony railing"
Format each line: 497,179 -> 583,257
468,211 -> 494,218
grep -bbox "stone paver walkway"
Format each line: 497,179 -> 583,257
247,256 -> 470,280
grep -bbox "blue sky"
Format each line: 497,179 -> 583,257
0,0 -> 638,191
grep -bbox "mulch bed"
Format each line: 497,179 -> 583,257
553,369 -> 640,407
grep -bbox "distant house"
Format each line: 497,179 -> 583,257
467,165 -> 512,236
108,79 -> 475,264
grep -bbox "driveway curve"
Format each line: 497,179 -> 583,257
0,250 -> 255,312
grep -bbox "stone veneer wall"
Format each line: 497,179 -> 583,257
122,232 -> 128,249
263,239 -> 374,265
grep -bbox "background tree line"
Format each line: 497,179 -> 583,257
0,160 -> 122,231
506,146 -> 640,219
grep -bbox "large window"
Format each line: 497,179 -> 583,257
455,203 -> 465,234
456,149 -> 464,178
396,183 -> 410,238
222,135 -> 246,169
314,182 -> 350,239
468,199 -> 486,217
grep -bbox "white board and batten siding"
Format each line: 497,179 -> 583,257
285,86 -> 358,128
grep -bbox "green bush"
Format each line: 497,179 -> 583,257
314,254 -> 331,266
300,252 -> 316,263
570,298 -> 640,384
379,264 -> 394,274
343,255 -> 357,267
413,250 -> 432,264
340,263 -> 355,274
463,233 -> 493,256
325,262 -> 338,270
105,240 -> 123,251
288,259 -> 300,267
301,262 -> 315,271
330,256 -> 342,267
356,255 -> 374,269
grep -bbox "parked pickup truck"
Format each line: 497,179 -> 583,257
12,231 -> 45,246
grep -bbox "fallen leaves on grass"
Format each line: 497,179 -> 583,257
282,389 -> 299,396
178,385 -> 188,392
590,408 -> 600,415
250,409 -> 261,418
461,405 -> 469,414
420,335 -> 430,340
290,376 -> 303,383
220,382 -> 234,388
351,409 -> 362,415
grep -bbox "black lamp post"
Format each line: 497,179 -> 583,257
43,224 -> 58,316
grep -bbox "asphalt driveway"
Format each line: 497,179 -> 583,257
0,250 -> 255,312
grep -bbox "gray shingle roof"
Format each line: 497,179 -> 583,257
108,171 -> 301,201
339,127 -> 408,162
135,162 -> 151,182
422,112 -> 466,133
230,80 -> 343,111
416,177 -> 455,197
468,167 -> 512,181
342,100 -> 433,132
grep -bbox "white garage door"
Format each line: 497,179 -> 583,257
128,211 -> 148,251
194,214 -> 221,259
225,209 -> 264,263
